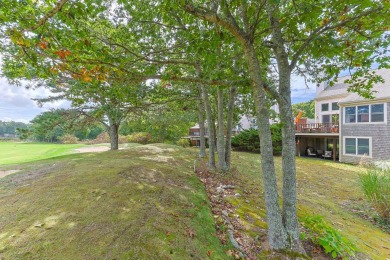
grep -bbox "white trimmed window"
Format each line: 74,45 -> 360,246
321,103 -> 329,112
344,103 -> 385,124
344,137 -> 371,156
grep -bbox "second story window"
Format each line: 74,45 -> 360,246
322,115 -> 330,123
357,105 -> 369,122
332,102 -> 339,110
371,104 -> 384,122
345,107 -> 356,123
344,103 -> 385,124
321,103 -> 329,112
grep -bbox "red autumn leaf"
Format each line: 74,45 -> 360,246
54,49 -> 72,59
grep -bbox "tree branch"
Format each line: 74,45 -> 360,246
289,7 -> 384,70
26,0 -> 69,31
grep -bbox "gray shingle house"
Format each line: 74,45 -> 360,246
296,68 -> 390,164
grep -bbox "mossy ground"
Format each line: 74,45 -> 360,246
1,144 -> 389,259
0,144 -> 231,259
229,152 -> 390,259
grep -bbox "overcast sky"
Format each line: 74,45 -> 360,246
0,76 -> 69,123
0,73 -> 316,123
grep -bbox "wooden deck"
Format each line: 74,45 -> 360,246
296,123 -> 339,134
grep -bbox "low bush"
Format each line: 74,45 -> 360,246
92,132 -> 110,144
176,138 -> 190,147
231,123 -> 282,155
128,132 -> 152,144
359,167 -> 390,221
58,134 -> 78,144
300,215 -> 357,259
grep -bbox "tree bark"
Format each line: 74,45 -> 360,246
266,2 -> 303,252
217,87 -> 227,172
200,84 -> 216,170
243,43 -> 288,249
108,123 -> 119,150
197,86 -> 206,158
225,85 -> 236,170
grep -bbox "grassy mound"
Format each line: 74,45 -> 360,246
0,144 -> 230,259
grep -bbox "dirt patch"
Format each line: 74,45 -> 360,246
75,146 -> 110,153
137,145 -> 176,154
0,170 -> 20,178
139,155 -> 173,162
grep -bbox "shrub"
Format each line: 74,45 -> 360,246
58,134 -> 78,144
359,167 -> 390,221
128,132 -> 152,144
92,132 -> 110,144
231,124 -> 282,155
176,138 -> 190,147
300,215 -> 357,259
118,135 -> 128,144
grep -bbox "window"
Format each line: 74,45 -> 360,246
321,103 -> 329,112
332,102 -> 339,110
344,137 -> 370,156
332,114 -> 339,124
358,139 -> 370,155
345,107 -> 356,123
322,115 -> 330,123
345,138 -> 356,154
344,103 -> 386,123
371,104 -> 384,122
357,105 -> 369,122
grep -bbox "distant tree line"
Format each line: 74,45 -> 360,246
14,106 -> 196,144
0,121 -> 29,137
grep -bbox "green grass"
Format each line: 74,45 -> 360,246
0,144 -> 231,259
1,144 -> 389,259
360,167 -> 390,222
229,153 -> 390,259
0,142 -> 85,165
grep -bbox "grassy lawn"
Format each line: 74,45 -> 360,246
0,144 -> 231,259
229,152 -> 390,259
0,142 -> 85,165
0,144 -> 389,259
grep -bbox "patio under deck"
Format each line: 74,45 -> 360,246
295,123 -> 340,161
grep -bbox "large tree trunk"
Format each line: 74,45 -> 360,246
243,43 -> 288,249
225,86 -> 236,170
200,84 -> 216,170
278,86 -> 301,252
108,123 -> 119,150
197,86 -> 206,158
266,2 -> 303,252
217,87 -> 227,172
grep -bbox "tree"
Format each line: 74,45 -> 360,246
183,0 -> 390,253
292,100 -> 315,119
2,0 -> 389,254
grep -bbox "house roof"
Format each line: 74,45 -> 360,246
316,68 -> 390,104
316,80 -> 350,100
339,68 -> 390,104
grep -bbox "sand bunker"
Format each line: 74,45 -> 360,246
75,146 -> 110,153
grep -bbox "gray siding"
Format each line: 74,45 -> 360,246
340,102 -> 390,164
